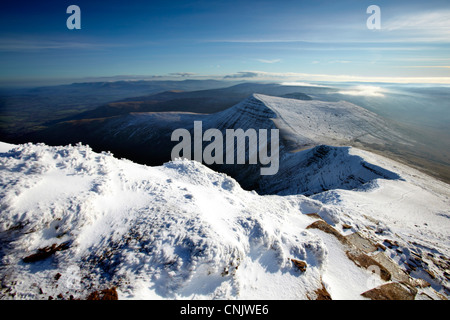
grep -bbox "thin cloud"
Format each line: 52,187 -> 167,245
329,60 -> 351,64
313,60 -> 352,64
19,71 -> 449,86
280,82 -> 327,87
222,70 -> 450,84
397,66 -> 450,69
338,85 -> 386,97
169,72 -> 197,77
0,38 -> 146,52
384,10 -> 450,31
256,59 -> 281,64
203,39 -> 312,44
224,72 -> 259,79
383,10 -> 450,42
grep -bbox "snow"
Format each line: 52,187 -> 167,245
252,94 -> 410,148
1,141 -> 448,300
0,94 -> 449,300
315,232 -> 384,300
311,148 -> 450,294
0,143 -> 325,299
0,142 -> 15,153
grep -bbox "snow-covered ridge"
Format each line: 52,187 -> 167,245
176,94 -> 408,194
32,94 -> 415,195
72,92 -> 408,156
218,94 -> 409,150
0,142 -> 449,300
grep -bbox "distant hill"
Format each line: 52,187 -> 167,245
0,79 -> 235,139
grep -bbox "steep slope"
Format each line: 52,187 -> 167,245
205,94 -> 406,193
252,94 -> 410,150
24,94 -> 409,195
258,145 -> 402,196
0,142 -> 449,300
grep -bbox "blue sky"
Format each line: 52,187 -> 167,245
1,0 -> 450,86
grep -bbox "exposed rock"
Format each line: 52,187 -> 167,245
305,213 -> 323,220
436,292 -> 449,300
409,278 -> 431,288
361,282 -> 417,300
428,256 -> 449,271
290,259 -> 307,272
371,252 -> 409,282
345,232 -> 377,253
86,287 -> 118,300
405,262 -> 417,272
383,239 -> 399,248
306,220 -> 350,245
346,250 -> 391,281
314,283 -> 332,300
22,242 -> 71,263
416,292 -> 434,300
424,269 -> 436,279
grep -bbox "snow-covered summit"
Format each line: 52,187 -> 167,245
214,93 -> 409,151
0,142 -> 449,300
183,94 -> 410,194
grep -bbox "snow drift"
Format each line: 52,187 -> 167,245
0,142 -> 449,300
0,142 -> 328,299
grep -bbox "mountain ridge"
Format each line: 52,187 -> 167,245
18,93 -> 416,194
